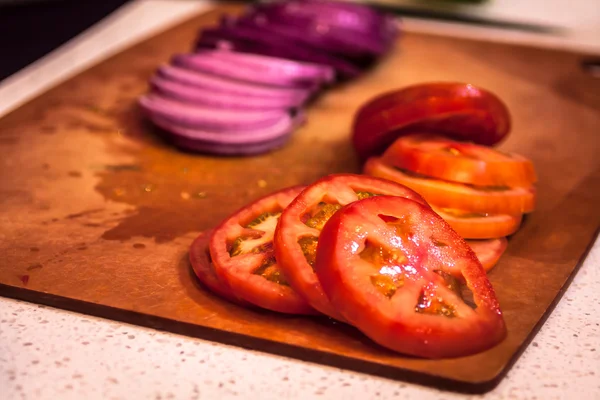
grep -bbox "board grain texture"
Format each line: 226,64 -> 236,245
1,4 -> 599,393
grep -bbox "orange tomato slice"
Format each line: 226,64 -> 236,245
363,156 -> 536,215
466,238 -> 508,272
381,133 -> 537,187
432,206 -> 522,239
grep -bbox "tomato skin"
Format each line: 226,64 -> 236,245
352,83 -> 511,159
274,173 -> 428,320
364,156 -> 536,215
431,206 -> 522,239
189,230 -> 250,306
315,196 -> 507,358
381,133 -> 537,187
466,238 -> 508,272
209,186 -> 316,315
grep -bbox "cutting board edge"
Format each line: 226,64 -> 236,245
0,281 -> 512,394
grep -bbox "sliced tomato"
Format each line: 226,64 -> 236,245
364,156 -> 536,215
189,230 -> 249,306
209,186 -> 315,315
381,133 -> 537,187
274,173 -> 428,320
431,206 -> 522,239
352,83 -> 511,159
315,195 -> 507,358
466,238 -> 508,273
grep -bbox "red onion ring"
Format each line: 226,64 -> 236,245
238,11 -> 387,59
157,65 -> 311,102
149,112 -> 304,144
197,22 -> 362,79
151,76 -> 304,110
195,49 -> 334,84
174,53 -> 321,89
169,131 -> 295,156
139,94 -> 290,131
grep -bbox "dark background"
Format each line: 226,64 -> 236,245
0,0 -> 130,81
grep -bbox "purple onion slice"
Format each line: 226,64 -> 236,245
151,76 -> 304,110
149,111 -> 303,144
237,12 -> 387,59
195,49 -> 334,84
157,65 -> 312,102
196,24 -> 362,79
170,133 -> 293,156
174,53 -> 321,89
139,94 -> 289,131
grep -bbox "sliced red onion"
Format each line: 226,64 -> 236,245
196,25 -> 361,79
238,11 -> 387,59
173,53 -> 320,89
139,94 -> 289,131
149,112 -> 304,144
157,65 -> 311,102
170,132 -> 293,156
137,0 -> 400,156
256,0 -> 398,40
150,76 -> 304,110
195,49 -> 334,84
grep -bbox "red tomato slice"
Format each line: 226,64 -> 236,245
364,156 -> 536,215
431,206 -> 522,239
352,83 -> 511,159
274,173 -> 428,320
209,186 -> 316,315
381,133 -> 537,187
189,230 -> 249,306
466,238 -> 508,273
315,195 -> 507,358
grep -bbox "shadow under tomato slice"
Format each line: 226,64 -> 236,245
274,173 -> 428,320
315,195 -> 507,359
364,156 -> 536,215
189,230 -> 249,306
209,186 -> 316,315
352,82 -> 511,159
381,133 -> 537,187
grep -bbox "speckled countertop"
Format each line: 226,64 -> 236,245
1,1 -> 599,399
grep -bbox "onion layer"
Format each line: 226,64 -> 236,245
139,94 -> 289,131
151,76 -> 304,110
157,65 -> 311,101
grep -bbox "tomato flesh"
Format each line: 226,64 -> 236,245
364,156 -> 536,215
466,237 -> 508,272
315,195 -> 507,358
210,186 -> 315,315
381,133 -> 537,187
274,173 -> 428,320
189,230 -> 249,306
352,83 -> 511,159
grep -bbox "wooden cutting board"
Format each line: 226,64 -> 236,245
1,4 -> 598,393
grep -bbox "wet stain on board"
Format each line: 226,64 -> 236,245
65,209 -> 104,220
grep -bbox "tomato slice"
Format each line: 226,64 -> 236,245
189,230 -> 249,306
466,238 -> 508,273
274,173 -> 428,320
315,195 -> 507,358
209,186 -> 315,315
364,156 -> 536,215
381,133 -> 537,187
352,83 -> 511,159
431,206 -> 522,239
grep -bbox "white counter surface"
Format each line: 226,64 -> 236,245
1,1 -> 599,399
